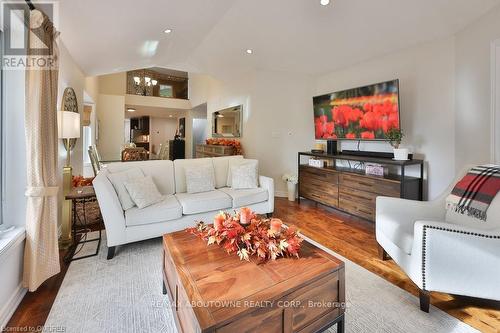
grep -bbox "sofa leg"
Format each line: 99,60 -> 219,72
377,244 -> 390,261
266,213 -> 273,218
419,290 -> 430,313
107,246 -> 116,260
162,280 -> 167,295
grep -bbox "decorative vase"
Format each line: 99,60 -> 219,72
287,182 -> 297,201
393,148 -> 409,160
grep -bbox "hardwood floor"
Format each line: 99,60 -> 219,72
6,197 -> 500,332
5,246 -> 71,332
276,197 -> 500,333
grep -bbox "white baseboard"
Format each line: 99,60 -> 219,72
275,190 -> 288,198
0,283 -> 27,330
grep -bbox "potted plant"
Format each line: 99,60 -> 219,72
385,128 -> 408,160
282,173 -> 298,201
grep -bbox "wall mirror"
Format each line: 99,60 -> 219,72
212,105 -> 242,138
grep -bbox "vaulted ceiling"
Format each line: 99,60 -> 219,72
59,0 -> 500,77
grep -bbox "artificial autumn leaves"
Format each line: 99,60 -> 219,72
187,208 -> 303,262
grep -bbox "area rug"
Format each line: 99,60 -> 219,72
43,231 -> 477,333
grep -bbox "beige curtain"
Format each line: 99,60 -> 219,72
23,10 -> 61,291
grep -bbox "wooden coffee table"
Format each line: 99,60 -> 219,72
163,230 -> 345,333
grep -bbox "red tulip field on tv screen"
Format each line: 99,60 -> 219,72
313,79 -> 400,140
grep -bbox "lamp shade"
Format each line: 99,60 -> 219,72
58,111 -> 80,139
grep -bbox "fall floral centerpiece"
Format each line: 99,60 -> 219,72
72,175 -> 94,188
186,208 -> 303,262
206,138 -> 243,155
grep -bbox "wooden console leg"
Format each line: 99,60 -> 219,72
377,244 -> 390,261
419,290 -> 430,313
107,246 -> 116,260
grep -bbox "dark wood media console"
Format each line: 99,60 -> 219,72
298,152 -> 424,221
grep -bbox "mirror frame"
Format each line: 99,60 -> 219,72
212,105 -> 242,138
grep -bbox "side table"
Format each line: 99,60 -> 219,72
64,186 -> 102,262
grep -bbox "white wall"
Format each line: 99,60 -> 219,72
454,5 -> 500,169
58,42 -> 86,178
150,117 -> 178,154
495,43 -> 500,164
96,94 -> 126,160
190,39 -> 456,199
189,70 -> 315,194
315,37 -> 456,199
0,229 -> 25,331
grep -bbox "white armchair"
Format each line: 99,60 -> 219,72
376,166 -> 500,312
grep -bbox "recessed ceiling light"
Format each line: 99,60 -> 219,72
169,115 -> 173,118
246,49 -> 253,54
164,29 -> 172,34
320,0 -> 330,5
127,108 -> 136,112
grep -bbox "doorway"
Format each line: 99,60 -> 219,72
193,118 -> 208,157
82,103 -> 96,177
191,103 -> 208,158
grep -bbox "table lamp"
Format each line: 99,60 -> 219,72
58,110 -> 80,249
58,110 -> 81,167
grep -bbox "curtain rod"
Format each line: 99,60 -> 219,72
25,0 -> 35,10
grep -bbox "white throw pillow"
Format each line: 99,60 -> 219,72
124,176 -> 163,209
185,164 -> 216,194
230,161 -> 258,189
107,168 -> 144,210
227,159 -> 259,187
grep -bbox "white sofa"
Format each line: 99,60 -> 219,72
93,156 -> 274,259
376,165 -> 500,312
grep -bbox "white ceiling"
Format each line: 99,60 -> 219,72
59,0 -> 500,77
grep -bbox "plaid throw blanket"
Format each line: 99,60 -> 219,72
446,165 -> 500,221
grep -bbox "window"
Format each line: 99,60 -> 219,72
159,84 -> 173,98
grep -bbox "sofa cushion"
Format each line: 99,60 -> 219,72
105,160 -> 175,195
227,159 -> 259,187
219,187 -> 268,208
175,190 -> 232,215
231,162 -> 258,189
107,167 -> 144,210
185,164 -> 216,194
173,158 -> 214,193
124,176 -> 163,209
212,155 -> 244,188
125,195 -> 182,227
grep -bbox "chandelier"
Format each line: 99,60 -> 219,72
133,71 -> 158,96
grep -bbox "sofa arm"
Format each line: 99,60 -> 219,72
376,197 -> 445,251
92,171 -> 126,247
412,220 -> 500,300
376,196 -> 444,229
259,175 -> 274,213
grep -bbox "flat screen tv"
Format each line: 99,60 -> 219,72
313,79 -> 400,140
